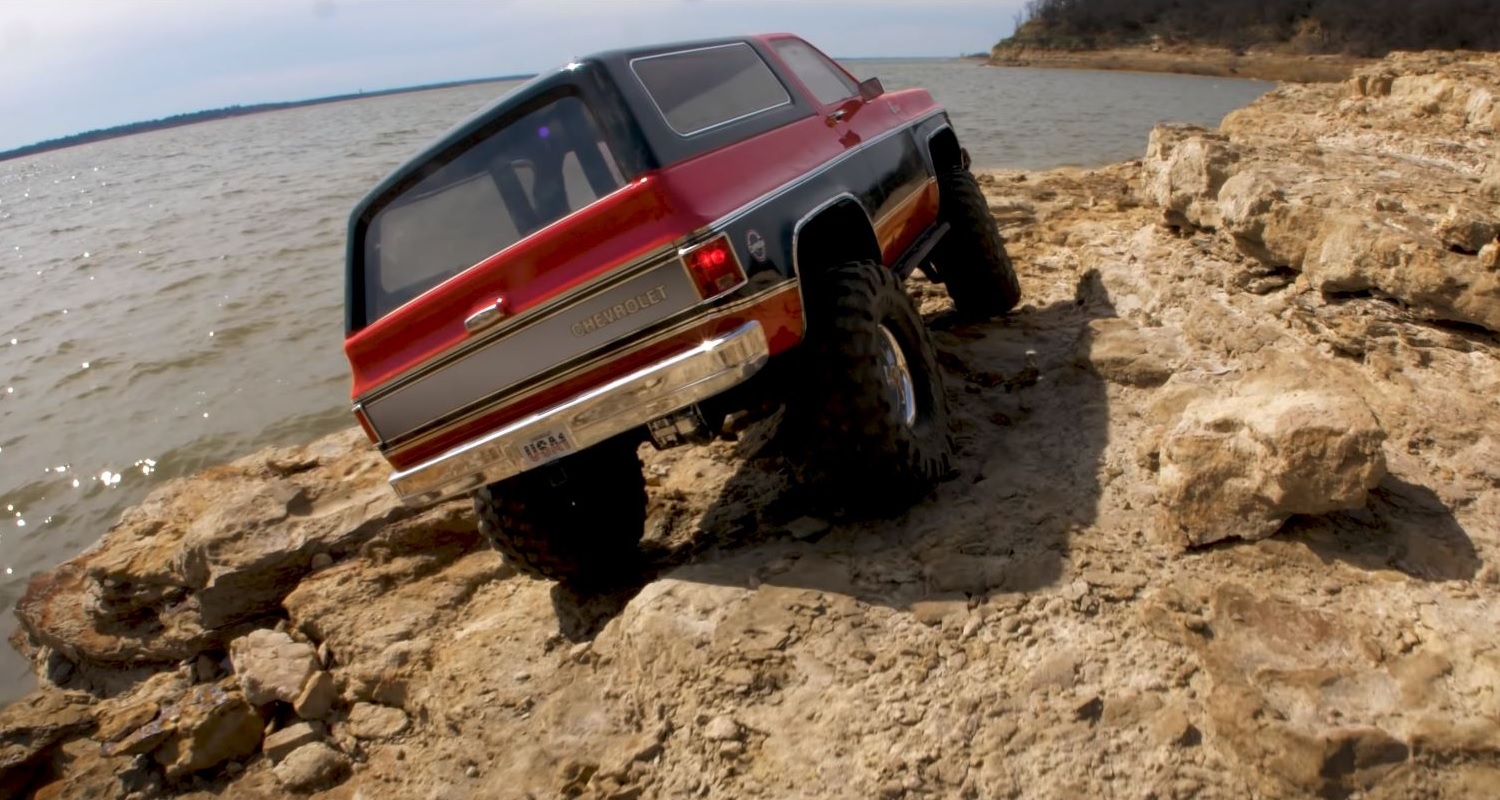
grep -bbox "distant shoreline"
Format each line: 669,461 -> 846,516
988,45 -> 1371,83
0,74 -> 535,163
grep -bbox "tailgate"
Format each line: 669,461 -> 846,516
360,256 -> 698,443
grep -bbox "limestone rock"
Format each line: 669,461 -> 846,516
229,629 -> 319,707
11,429 -> 415,672
703,716 -> 741,742
272,742 -> 349,793
1481,241 -> 1500,270
920,553 -> 1012,595
909,596 -> 968,626
1078,318 -> 1184,387
1156,381 -> 1387,547
1215,171 -> 1280,242
784,516 -> 831,541
95,671 -> 190,758
346,703 -> 410,740
284,528 -> 500,706
1080,570 -> 1148,602
1177,583 -> 1430,798
1215,171 -> 1316,268
1141,124 -> 1239,230
1024,650 -> 1080,693
1434,204 -> 1499,254
106,717 -> 174,758
1482,152 -> 1500,202
1349,65 -> 1396,98
96,696 -> 160,744
293,671 -> 337,720
1148,705 -> 1200,748
0,689 -> 95,798
264,722 -> 322,764
29,735 -> 141,800
1307,215 -> 1500,332
194,653 -> 220,683
151,682 -> 264,781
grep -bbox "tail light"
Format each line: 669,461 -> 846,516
680,234 -> 746,300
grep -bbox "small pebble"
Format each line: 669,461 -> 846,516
466,765 -> 480,778
704,715 -> 741,742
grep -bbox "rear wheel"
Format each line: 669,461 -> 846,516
931,167 -> 1022,318
789,260 -> 952,511
472,436 -> 646,587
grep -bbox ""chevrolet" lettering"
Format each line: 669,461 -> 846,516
570,284 -> 668,337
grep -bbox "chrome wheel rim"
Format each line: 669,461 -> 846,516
877,324 -> 917,428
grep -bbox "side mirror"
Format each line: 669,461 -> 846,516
858,76 -> 885,101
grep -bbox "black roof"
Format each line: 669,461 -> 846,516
349,35 -> 769,223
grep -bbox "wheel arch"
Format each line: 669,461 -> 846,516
926,125 -> 965,174
791,194 -> 882,280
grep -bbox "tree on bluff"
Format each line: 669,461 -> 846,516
1005,0 -> 1500,56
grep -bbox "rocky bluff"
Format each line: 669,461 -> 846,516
4,50 -> 1499,800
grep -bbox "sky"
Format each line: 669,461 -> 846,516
0,0 -> 1025,151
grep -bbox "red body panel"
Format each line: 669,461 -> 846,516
656,116 -> 839,226
384,284 -> 802,469
344,176 -> 688,398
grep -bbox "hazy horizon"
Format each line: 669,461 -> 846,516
0,0 -> 1024,152
2,54 -> 983,157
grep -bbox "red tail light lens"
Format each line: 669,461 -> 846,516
680,234 -> 746,300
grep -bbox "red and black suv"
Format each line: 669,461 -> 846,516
343,34 -> 1020,585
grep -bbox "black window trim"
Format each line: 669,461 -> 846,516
628,42 -> 794,138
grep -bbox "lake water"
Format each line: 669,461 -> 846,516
0,60 -> 1270,702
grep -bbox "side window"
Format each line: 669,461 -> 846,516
772,39 -> 859,107
632,43 -> 791,136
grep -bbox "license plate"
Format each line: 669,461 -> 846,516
517,428 -> 575,466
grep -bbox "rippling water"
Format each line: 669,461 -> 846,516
0,61 -> 1269,701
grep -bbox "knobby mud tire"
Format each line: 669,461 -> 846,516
791,260 -> 953,512
932,167 -> 1022,318
472,437 -> 647,588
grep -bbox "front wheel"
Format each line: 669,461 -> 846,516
788,260 -> 953,511
931,167 -> 1022,318
472,436 -> 646,588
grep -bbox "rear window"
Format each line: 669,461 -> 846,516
361,93 -> 624,323
631,43 -> 791,136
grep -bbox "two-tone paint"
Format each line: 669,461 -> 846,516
344,33 -> 962,472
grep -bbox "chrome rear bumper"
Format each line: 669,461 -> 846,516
388,321 -> 770,507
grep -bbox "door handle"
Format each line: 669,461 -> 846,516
464,298 -> 507,334
828,109 -> 846,123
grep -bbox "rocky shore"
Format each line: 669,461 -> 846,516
5,50 -> 1500,799
989,43 -> 1370,83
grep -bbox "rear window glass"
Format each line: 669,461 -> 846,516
632,43 -> 791,136
361,94 -> 624,323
